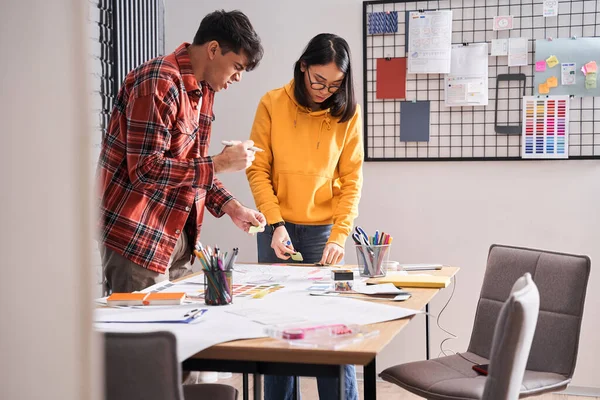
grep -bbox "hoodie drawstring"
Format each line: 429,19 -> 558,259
295,106 -> 331,149
317,112 -> 331,150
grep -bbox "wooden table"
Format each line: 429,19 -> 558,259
182,266 -> 459,400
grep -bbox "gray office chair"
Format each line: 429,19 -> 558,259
380,244 -> 591,399
104,331 -> 238,400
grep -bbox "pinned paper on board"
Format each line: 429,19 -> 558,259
368,11 -> 398,34
543,0 -> 559,17
546,76 -> 558,88
546,55 -> 559,68
491,39 -> 509,56
582,61 -> 598,75
536,60 -> 547,72
407,10 -> 453,73
561,63 -> 577,85
376,57 -> 407,99
522,96 -> 570,159
445,43 -> 489,106
400,101 -> 430,142
508,38 -> 528,66
585,72 -> 597,89
493,15 -> 513,30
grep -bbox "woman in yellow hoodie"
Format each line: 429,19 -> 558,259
246,33 -> 363,400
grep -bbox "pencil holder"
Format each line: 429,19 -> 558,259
204,269 -> 233,305
355,244 -> 391,278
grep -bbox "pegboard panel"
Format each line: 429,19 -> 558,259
362,0 -> 600,160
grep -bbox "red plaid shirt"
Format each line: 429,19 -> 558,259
97,43 -> 234,274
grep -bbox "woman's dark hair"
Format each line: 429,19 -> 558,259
193,10 -> 263,71
293,33 -> 357,123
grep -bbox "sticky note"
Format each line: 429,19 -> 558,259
248,225 -> 265,234
585,61 -> 597,73
536,61 -> 547,72
585,72 -> 597,89
546,76 -> 558,88
546,55 -> 559,68
538,82 -> 550,94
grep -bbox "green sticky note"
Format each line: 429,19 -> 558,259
585,72 -> 597,89
290,252 -> 304,261
248,225 -> 265,234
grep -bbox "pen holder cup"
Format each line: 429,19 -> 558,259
356,244 -> 391,278
204,269 -> 233,306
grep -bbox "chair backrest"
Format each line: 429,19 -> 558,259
468,244 -> 590,379
482,273 -> 540,400
104,331 -> 184,400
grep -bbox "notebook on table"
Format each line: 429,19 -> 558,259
366,273 -> 451,288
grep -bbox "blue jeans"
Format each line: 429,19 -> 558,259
258,222 -> 358,400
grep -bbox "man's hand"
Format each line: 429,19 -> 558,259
213,140 -> 256,173
271,226 -> 295,260
319,243 -> 344,265
223,200 -> 266,233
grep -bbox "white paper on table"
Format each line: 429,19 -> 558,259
561,62 -> 577,85
508,37 -> 528,67
95,305 -> 206,323
491,39 -> 509,56
445,43 -> 488,106
227,292 -> 419,327
95,306 -> 268,361
407,10 -> 453,74
352,283 -> 402,295
543,0 -> 559,17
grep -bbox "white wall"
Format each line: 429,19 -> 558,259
165,0 -> 600,389
0,1 -> 100,400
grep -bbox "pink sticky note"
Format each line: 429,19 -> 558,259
536,60 -> 547,72
585,61 -> 597,73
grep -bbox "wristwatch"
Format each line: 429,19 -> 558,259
271,221 -> 285,230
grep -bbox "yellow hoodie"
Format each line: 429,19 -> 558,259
246,80 -> 364,247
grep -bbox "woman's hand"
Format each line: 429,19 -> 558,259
319,243 -> 344,265
271,226 -> 295,260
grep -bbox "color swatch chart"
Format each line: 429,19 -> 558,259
522,96 -> 570,159
196,283 -> 285,300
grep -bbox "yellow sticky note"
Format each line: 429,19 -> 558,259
546,76 -> 558,88
539,82 -> 550,94
248,225 -> 265,234
546,55 -> 559,68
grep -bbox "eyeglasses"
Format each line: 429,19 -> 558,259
307,68 -> 343,94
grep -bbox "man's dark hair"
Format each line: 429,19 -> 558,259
293,33 -> 357,123
193,10 -> 263,71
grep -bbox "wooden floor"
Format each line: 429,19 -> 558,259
215,373 -> 597,400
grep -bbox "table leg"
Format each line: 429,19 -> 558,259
253,373 -> 262,400
293,376 -> 300,400
425,303 -> 430,360
338,365 -> 346,400
243,373 -> 249,400
363,359 -> 376,400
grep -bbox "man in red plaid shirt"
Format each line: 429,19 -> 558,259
97,10 -> 266,293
